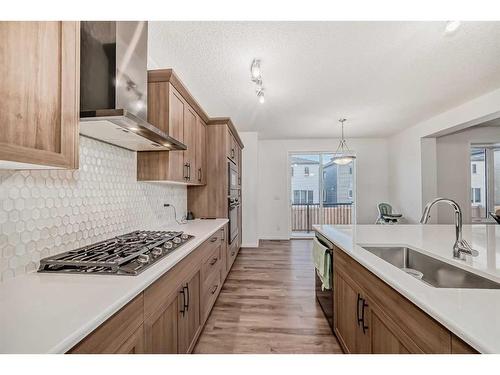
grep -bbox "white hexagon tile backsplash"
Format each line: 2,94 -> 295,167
0,136 -> 187,283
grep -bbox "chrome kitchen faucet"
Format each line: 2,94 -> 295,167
420,198 -> 479,260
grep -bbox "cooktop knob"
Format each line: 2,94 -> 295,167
152,247 -> 163,256
173,237 -> 181,244
181,233 -> 189,240
164,241 -> 173,249
137,254 -> 150,264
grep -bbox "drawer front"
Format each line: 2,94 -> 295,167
69,294 -> 144,354
201,267 -> 222,320
200,228 -> 224,255
201,243 -> 221,284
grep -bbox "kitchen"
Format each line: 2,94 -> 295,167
2,1 -> 500,371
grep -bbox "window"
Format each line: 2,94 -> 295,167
291,167 -> 294,177
293,190 -> 314,204
348,189 -> 353,199
349,166 -> 353,175
471,188 -> 481,203
304,167 -> 310,177
470,146 -> 500,221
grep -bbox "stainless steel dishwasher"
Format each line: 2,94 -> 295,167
314,232 -> 334,332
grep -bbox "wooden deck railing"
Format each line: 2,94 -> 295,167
291,203 -> 352,232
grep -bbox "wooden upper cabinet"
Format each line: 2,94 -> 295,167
195,118 -> 207,184
183,106 -> 197,183
138,69 -> 208,185
168,86 -> 186,182
0,21 -> 80,169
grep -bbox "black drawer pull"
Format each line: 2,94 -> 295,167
361,299 -> 369,334
210,237 -> 218,243
211,285 -> 218,294
179,288 -> 186,316
231,251 -> 235,256
209,257 -> 218,265
356,293 -> 363,326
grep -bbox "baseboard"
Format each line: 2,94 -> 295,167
241,242 -> 259,248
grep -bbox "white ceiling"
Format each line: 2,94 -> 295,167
147,21 -> 500,139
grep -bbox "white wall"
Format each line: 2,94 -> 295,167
239,132 -> 259,247
257,138 -> 390,240
389,87 -> 500,223
435,126 -> 500,224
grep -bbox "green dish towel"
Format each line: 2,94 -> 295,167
312,237 -> 331,290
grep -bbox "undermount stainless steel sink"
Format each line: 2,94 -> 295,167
362,246 -> 500,289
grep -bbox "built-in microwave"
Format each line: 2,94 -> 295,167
228,161 -> 239,191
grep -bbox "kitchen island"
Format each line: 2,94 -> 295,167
313,224 -> 500,354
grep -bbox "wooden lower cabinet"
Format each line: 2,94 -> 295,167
334,248 -> 478,354
69,295 -> 144,354
178,271 -> 201,353
144,289 -> 179,354
116,325 -> 145,354
334,270 -> 370,353
68,225 -> 239,354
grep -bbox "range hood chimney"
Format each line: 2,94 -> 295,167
79,21 -> 186,151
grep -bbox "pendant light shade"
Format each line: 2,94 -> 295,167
333,118 -> 356,165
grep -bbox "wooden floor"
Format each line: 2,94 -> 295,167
193,240 -> 343,354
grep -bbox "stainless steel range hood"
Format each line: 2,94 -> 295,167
79,21 -> 186,151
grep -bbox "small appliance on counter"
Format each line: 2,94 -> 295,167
490,211 -> 500,224
38,230 -> 194,276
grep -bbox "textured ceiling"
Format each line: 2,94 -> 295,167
148,21 -> 500,139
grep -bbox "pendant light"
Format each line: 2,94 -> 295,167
332,118 -> 356,165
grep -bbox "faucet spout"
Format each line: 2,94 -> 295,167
420,198 -> 478,259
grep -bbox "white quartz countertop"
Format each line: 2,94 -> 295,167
313,224 -> 500,353
0,219 -> 228,354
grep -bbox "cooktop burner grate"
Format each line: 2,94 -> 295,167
38,230 -> 194,275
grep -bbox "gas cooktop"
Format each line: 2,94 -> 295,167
38,230 -> 194,276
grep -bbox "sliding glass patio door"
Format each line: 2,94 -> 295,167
289,152 -> 354,237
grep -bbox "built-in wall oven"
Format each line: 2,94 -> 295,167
315,232 -> 334,332
228,161 -> 240,244
228,195 -> 240,244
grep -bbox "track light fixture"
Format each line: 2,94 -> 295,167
250,59 -> 265,104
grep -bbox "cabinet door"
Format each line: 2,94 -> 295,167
183,106 -> 197,183
370,310 -> 410,354
0,21 -> 79,169
144,290 -> 179,354
334,271 -> 370,353
116,325 -> 145,354
168,86 -> 185,182
195,118 -> 207,184
178,271 -> 201,353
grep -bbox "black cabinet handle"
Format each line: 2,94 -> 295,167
179,288 -> 186,316
183,163 -> 189,180
198,168 -> 202,182
209,257 -> 218,265
185,284 -> 190,311
231,148 -> 235,159
211,284 -> 218,294
210,237 -> 217,243
356,293 -> 363,326
361,299 -> 369,334
183,284 -> 189,312
187,163 -> 191,180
